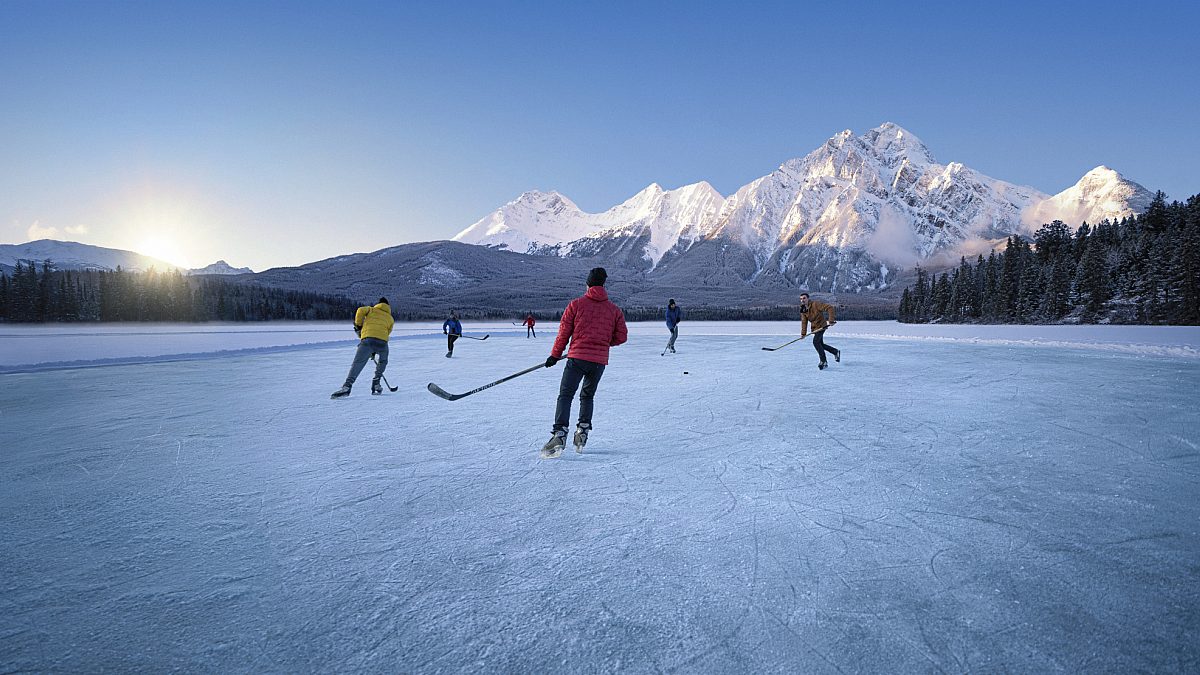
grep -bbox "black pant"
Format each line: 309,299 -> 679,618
446,334 -> 459,352
813,330 -> 838,363
527,326 -> 536,337
554,358 -> 605,433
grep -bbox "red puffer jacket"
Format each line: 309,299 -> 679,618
551,286 -> 628,365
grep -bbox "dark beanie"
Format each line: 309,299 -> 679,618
378,297 -> 389,305
586,267 -> 607,287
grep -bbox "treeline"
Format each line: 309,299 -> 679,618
898,192 -> 1200,324
0,263 -> 360,322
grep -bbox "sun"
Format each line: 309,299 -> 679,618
136,235 -> 189,269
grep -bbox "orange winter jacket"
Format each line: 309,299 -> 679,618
354,303 -> 394,341
800,299 -> 836,334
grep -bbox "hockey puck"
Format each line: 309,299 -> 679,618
683,371 -> 689,374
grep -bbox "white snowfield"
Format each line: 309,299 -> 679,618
2,321 -> 1199,672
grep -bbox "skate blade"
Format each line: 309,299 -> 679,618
541,449 -> 563,459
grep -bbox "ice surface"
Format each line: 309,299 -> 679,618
2,322 -> 1199,671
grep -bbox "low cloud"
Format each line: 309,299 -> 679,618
24,221 -> 90,241
864,206 -> 921,267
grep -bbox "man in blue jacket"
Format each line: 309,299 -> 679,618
443,310 -> 462,358
665,299 -> 682,353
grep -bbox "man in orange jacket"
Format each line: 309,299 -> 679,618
799,292 -> 840,370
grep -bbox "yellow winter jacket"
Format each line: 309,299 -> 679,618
354,303 -> 394,341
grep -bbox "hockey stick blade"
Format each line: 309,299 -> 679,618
426,382 -> 463,400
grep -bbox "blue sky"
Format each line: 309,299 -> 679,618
1,0 -> 1196,270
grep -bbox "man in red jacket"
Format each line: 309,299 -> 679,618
541,267 -> 628,458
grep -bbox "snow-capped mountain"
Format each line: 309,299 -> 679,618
189,260 -> 253,275
0,240 -> 181,273
1022,165 -> 1155,230
454,181 -> 725,267
453,123 -> 1153,291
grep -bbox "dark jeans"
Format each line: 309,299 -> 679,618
667,325 -> 679,349
344,338 -> 388,387
447,334 -> 459,352
527,326 -> 536,338
554,358 -> 605,433
813,330 -> 838,363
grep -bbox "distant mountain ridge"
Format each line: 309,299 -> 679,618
189,260 -> 253,275
454,123 -> 1154,292
0,239 -> 181,274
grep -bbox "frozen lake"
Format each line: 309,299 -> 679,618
2,321 -> 1199,671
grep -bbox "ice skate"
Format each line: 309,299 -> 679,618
330,385 -> 352,399
573,424 -> 590,453
541,431 -> 566,458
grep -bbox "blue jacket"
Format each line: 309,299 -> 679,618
443,318 -> 462,335
666,306 -> 682,329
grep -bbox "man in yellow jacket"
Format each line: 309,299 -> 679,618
331,297 -> 395,398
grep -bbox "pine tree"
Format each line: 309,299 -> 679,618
981,251 -> 1000,321
1074,222 -> 1091,263
1041,257 -> 1073,321
1016,258 -> 1042,323
1075,234 -> 1111,321
899,287 -> 913,322
930,272 -> 951,321
1174,196 -> 1200,323
1034,221 -> 1073,264
0,271 -> 9,321
913,265 -> 930,322
971,254 -> 986,318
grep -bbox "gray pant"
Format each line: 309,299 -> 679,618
667,325 -> 679,349
344,337 -> 388,387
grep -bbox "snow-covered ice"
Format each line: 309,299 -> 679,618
2,322 -> 1199,671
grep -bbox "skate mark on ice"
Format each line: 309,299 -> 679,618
325,491 -> 384,512
911,509 -> 1027,532
1091,532 -> 1178,547
815,424 -> 856,455
1047,421 -> 1148,461
711,462 -> 738,520
928,546 -> 951,584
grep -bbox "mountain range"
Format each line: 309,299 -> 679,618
2,123 -> 1159,317
454,123 -> 1154,293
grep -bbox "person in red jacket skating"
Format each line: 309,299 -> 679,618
541,267 -> 628,458
522,312 -> 536,338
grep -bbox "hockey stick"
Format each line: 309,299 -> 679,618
761,326 -> 828,351
372,355 -> 399,392
427,362 -> 546,401
456,334 -> 489,341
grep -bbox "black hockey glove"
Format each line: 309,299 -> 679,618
545,356 -> 561,368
